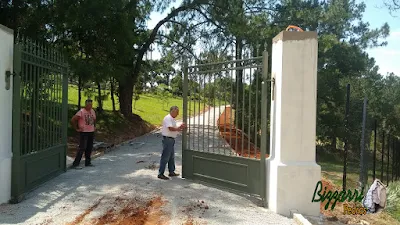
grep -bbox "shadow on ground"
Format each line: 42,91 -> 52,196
0,114 -> 292,225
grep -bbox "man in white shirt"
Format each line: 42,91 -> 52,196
158,106 -> 186,180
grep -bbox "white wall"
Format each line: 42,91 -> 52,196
0,24 -> 14,204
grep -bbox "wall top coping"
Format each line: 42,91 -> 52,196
0,24 -> 14,35
273,31 -> 317,43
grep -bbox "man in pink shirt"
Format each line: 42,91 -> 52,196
70,99 -> 96,169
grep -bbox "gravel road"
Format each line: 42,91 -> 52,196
0,107 -> 293,225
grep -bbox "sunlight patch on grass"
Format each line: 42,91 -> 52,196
67,85 -> 207,125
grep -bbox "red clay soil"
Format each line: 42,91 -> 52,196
217,106 -> 269,159
68,196 -> 168,225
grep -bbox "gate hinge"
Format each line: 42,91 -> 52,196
5,70 -> 16,90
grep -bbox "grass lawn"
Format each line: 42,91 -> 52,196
67,85 -> 207,125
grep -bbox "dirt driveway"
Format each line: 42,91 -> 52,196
0,108 -> 293,225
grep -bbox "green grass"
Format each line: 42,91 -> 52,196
387,181 -> 400,221
318,148 -> 397,190
67,85 -> 207,125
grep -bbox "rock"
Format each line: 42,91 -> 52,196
205,206 -> 209,210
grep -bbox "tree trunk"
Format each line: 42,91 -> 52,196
78,75 -> 82,110
118,76 -> 134,118
97,82 -> 103,113
331,136 -> 337,151
110,77 -> 116,112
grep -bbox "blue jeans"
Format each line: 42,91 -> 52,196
159,137 -> 176,175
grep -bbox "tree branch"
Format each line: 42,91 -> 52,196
159,34 -> 199,61
132,0 -> 208,78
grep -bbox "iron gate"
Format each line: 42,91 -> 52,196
182,51 -> 270,200
11,38 -> 68,202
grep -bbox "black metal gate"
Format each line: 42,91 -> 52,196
182,51 -> 270,201
11,38 -> 69,202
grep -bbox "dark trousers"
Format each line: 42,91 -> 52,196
159,136 -> 175,175
73,132 -> 94,166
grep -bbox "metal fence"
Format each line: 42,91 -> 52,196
182,51 -> 270,200
11,37 -> 68,202
341,84 -> 400,191
370,125 -> 400,185
185,56 -> 267,157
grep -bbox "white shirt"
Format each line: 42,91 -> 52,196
162,114 -> 178,138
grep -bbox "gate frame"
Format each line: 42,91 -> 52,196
10,41 -> 69,203
181,51 -> 270,203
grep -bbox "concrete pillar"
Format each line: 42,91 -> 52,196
267,31 -> 321,217
0,24 -> 14,204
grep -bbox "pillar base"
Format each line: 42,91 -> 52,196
0,156 -> 12,204
267,158 -> 321,217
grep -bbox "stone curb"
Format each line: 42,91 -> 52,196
293,213 -> 312,225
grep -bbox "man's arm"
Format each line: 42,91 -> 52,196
71,115 -> 81,131
168,123 -> 186,132
168,126 -> 181,132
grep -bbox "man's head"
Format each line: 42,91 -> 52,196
170,106 -> 179,118
85,99 -> 93,110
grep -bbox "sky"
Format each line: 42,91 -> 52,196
148,0 -> 400,76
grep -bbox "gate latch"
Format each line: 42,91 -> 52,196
5,70 -> 16,90
271,77 -> 276,101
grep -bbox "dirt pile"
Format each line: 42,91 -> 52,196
217,106 -> 268,158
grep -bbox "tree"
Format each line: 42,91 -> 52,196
384,0 -> 400,12
170,72 -> 183,96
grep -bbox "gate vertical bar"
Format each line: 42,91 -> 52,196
260,51 -> 268,205
62,66 -> 68,171
241,67 -> 245,156
182,62 -> 189,178
207,72 -> 211,153
202,74 -> 206,151
254,68 -> 259,159
188,71 -> 191,149
11,44 -> 23,202
248,68 -> 252,157
212,71 -> 216,153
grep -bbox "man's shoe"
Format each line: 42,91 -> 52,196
71,165 -> 83,170
169,172 -> 180,177
158,174 -> 169,180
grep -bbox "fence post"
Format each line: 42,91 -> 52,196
381,133 -> 385,181
392,140 -> 395,183
359,97 -> 367,190
387,135 -> 390,185
343,84 -> 350,191
373,120 -> 377,181
397,139 -> 400,181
